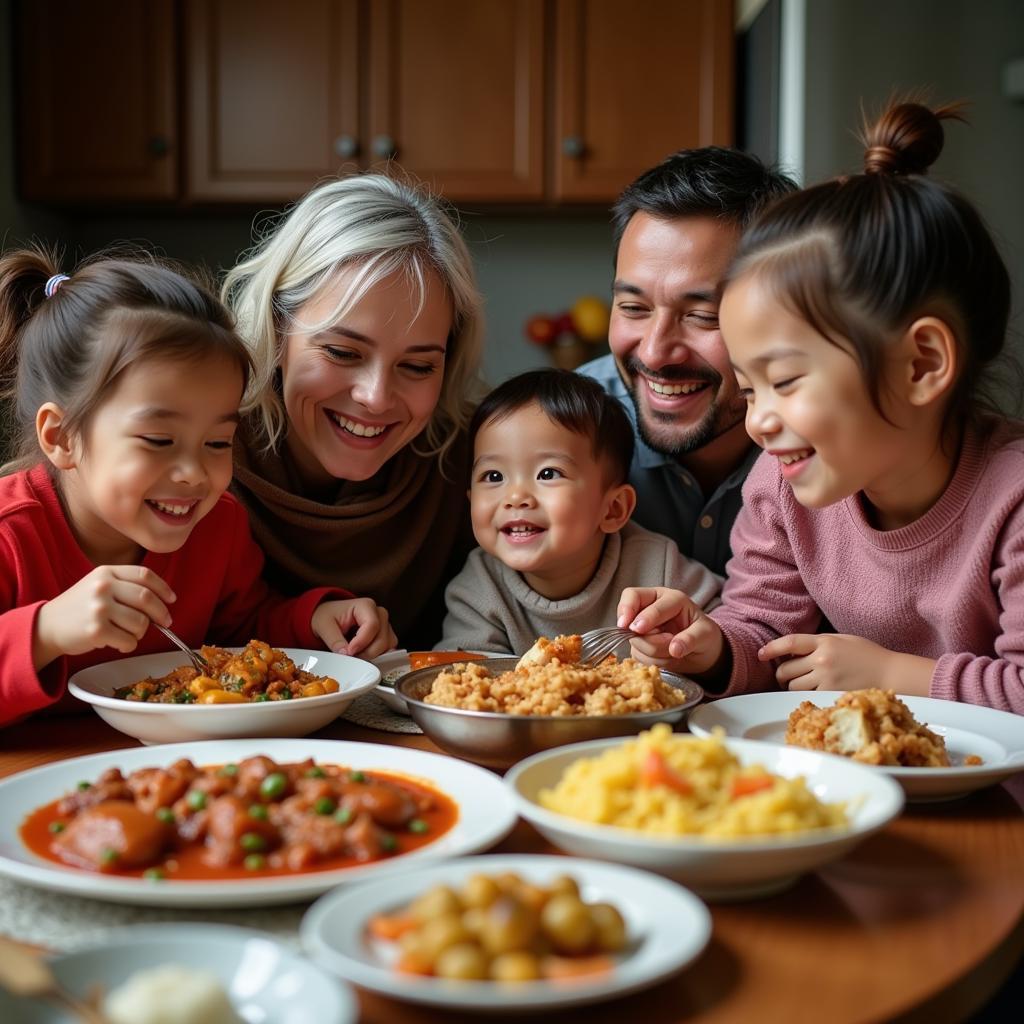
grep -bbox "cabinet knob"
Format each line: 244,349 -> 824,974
561,136 -> 585,159
147,136 -> 170,158
371,134 -> 397,159
334,135 -> 359,159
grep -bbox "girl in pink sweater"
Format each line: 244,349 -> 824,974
619,100 -> 1024,714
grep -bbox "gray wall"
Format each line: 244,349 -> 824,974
803,0 -> 1024,392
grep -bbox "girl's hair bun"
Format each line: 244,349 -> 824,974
861,100 -> 964,176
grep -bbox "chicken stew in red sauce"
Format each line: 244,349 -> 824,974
21,755 -> 458,880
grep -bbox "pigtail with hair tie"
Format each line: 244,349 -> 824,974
44,273 -> 69,298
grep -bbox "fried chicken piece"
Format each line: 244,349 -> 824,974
516,635 -> 582,670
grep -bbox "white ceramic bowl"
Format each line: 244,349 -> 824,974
506,735 -> 905,901
68,649 -> 380,744
302,854 -> 711,1013
0,923 -> 357,1023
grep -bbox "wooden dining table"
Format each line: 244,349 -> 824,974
2,710 -> 1023,1024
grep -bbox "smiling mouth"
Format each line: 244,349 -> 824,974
325,410 -> 389,438
502,523 -> 544,538
145,499 -> 199,520
777,449 -> 814,465
645,379 -> 710,397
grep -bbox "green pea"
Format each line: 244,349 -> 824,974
243,853 -> 266,871
48,820 -> 65,834
143,868 -> 165,881
305,767 -> 326,779
349,770 -> 366,784
100,847 -> 119,866
155,807 -> 175,824
248,803 -> 268,820
219,763 -> 239,777
77,781 -> 91,791
186,789 -> 207,811
379,833 -> 397,853
240,832 -> 266,852
254,693 -> 270,702
260,772 -> 287,800
333,806 -> 352,825
313,797 -> 335,816
408,818 -> 429,834
280,689 -> 292,700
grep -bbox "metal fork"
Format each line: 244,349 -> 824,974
152,623 -> 213,674
578,626 -> 638,667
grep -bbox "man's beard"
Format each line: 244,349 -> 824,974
621,356 -> 744,458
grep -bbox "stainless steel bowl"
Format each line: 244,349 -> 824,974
396,657 -> 704,770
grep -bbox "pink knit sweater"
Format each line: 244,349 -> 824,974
711,420 -> 1024,713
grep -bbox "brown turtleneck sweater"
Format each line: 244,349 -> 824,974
231,422 -> 475,649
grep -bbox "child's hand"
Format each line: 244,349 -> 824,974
311,598 -> 397,659
34,566 -> 176,666
617,586 -> 726,675
761,634 -> 934,696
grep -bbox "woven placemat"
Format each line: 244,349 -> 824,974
343,690 -> 422,734
0,876 -> 306,951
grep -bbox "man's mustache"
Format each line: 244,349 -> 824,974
622,357 -> 721,387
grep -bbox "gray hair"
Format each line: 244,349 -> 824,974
222,173 -> 485,462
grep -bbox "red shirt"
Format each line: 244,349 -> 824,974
0,465 -> 348,725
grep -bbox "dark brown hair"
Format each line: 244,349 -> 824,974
469,369 -> 635,486
0,247 -> 252,471
728,101 -> 1011,436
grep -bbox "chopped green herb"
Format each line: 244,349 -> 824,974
186,789 -> 208,811
156,807 -> 175,824
379,833 -> 397,853
100,847 -> 119,866
333,806 -> 352,825
349,770 -> 366,784
143,868 -> 165,881
173,691 -> 195,704
313,797 -> 335,816
279,689 -> 292,700
243,853 -> 266,871
76,781 -> 91,791
408,818 -> 429,834
48,820 -> 66,834
254,693 -> 270,702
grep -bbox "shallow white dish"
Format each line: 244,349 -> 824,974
371,649 -> 495,715
688,691 -> 1024,801
0,738 -> 517,908
0,923 -> 357,1024
69,648 -> 380,744
506,736 -> 904,901
302,853 -> 711,1012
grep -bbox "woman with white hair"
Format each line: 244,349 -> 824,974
223,174 -> 484,648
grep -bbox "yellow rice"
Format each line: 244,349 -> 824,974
539,724 -> 848,838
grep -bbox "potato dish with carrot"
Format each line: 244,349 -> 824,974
368,870 -> 626,982
113,640 -> 340,704
539,724 -> 848,838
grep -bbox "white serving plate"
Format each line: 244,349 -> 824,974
688,691 -> 1024,801
0,738 -> 517,908
371,649 -> 496,715
506,735 -> 904,901
69,648 -> 380,744
302,854 -> 711,1012
0,923 -> 357,1024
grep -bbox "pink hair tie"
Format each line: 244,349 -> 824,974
44,273 -> 69,298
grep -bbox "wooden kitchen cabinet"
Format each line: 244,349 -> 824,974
16,0 -> 178,202
185,0 -> 360,201
553,0 -> 734,201
14,0 -> 734,206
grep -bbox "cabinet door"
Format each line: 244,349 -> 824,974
16,0 -> 177,202
185,0 -> 359,202
367,0 -> 545,202
553,0 -> 734,202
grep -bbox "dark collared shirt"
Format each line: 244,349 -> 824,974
578,354 -> 759,577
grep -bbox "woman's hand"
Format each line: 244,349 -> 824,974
761,634 -> 935,695
312,598 -> 396,659
617,586 -> 726,676
33,566 -> 176,668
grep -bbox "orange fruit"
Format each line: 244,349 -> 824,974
570,296 -> 610,342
